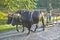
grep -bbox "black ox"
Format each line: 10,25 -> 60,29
7,10 -> 45,35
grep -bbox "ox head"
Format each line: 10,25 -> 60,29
6,13 -> 13,24
11,13 -> 22,26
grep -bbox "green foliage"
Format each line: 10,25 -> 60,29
36,0 -> 47,9
0,24 -> 22,32
0,0 -> 37,11
0,11 -> 7,19
0,11 -> 7,24
36,0 -> 60,9
0,0 -> 60,11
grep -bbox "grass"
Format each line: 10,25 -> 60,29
44,16 -> 60,23
0,24 -> 22,32
0,16 -> 60,32
52,16 -> 60,21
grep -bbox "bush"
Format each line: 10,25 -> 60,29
0,11 -> 8,25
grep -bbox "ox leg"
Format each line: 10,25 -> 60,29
22,26 -> 24,32
16,25 -> 19,32
42,22 -> 45,31
43,21 -> 45,31
42,25 -> 45,31
34,25 -> 38,32
27,26 -> 31,35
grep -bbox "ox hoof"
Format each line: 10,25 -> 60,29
43,28 -> 45,31
16,30 -> 19,32
30,30 -> 34,32
27,32 -> 30,35
27,33 -> 29,35
33,30 -> 36,32
30,30 -> 36,33
22,30 -> 24,32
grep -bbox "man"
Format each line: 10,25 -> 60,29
46,11 -> 52,25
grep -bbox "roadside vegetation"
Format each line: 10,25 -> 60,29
0,11 -> 22,32
0,11 -> 60,32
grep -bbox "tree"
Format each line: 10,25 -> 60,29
0,0 -> 37,11
1,0 -> 60,11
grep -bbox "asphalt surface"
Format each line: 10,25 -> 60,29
0,21 -> 60,40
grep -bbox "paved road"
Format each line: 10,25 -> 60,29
0,23 -> 60,40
